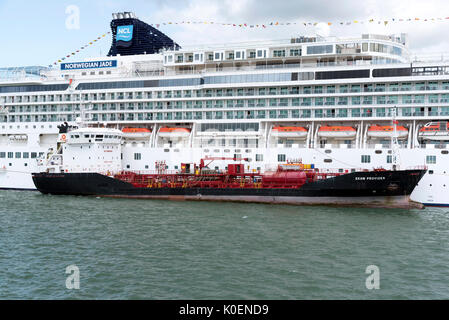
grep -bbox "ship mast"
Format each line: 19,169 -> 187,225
391,106 -> 400,170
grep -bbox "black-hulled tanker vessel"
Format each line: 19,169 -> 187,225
32,126 -> 426,209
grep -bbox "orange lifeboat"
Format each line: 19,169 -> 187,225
271,126 -> 308,138
159,127 -> 191,138
419,122 -> 449,141
318,126 -> 356,139
121,127 -> 152,139
368,125 -> 408,138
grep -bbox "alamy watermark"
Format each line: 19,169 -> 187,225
365,265 -> 380,290
66,265 -> 80,290
65,5 -> 80,30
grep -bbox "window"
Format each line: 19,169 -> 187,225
426,155 -> 436,164
387,155 -> 392,163
23,152 -> 29,159
273,50 -> 286,57
290,49 -> 301,56
31,152 -> 37,159
256,154 -> 263,162
306,45 -> 333,55
0,152 -> 5,158
361,155 -> 371,163
278,154 -> 286,162
316,70 -> 370,80
8,152 -> 13,159
134,153 -> 142,160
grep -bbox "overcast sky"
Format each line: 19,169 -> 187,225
1,0 -> 449,67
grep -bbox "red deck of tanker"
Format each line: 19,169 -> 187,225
114,159 -> 357,190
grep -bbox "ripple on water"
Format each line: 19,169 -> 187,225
1,191 -> 449,299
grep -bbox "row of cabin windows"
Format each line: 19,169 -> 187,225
275,154 -> 414,164
0,152 -> 42,159
70,134 -> 121,140
7,92 -> 449,112
4,81 -> 449,105
133,153 -> 265,162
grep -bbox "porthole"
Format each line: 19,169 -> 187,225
375,150 -> 382,154
325,149 -> 332,154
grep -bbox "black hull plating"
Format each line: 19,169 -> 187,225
32,170 -> 426,208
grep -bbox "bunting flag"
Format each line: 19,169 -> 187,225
144,16 -> 449,29
51,31 -> 111,67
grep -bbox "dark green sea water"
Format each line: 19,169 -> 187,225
0,190 -> 448,299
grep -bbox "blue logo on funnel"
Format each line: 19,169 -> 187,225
117,25 -> 134,42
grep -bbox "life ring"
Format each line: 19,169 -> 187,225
61,134 -> 67,141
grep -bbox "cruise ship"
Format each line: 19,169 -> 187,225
1,12 -> 449,206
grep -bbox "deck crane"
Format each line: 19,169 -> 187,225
199,156 -> 250,170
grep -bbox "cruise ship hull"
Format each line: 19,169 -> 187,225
32,170 -> 426,209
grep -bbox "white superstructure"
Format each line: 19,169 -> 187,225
1,13 -> 449,206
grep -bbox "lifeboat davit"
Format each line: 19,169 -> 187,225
159,127 -> 191,138
271,126 -> 308,138
419,122 -> 449,141
122,128 -> 152,139
318,126 -> 356,139
368,125 -> 408,139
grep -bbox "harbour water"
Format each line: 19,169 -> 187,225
0,190 -> 448,299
